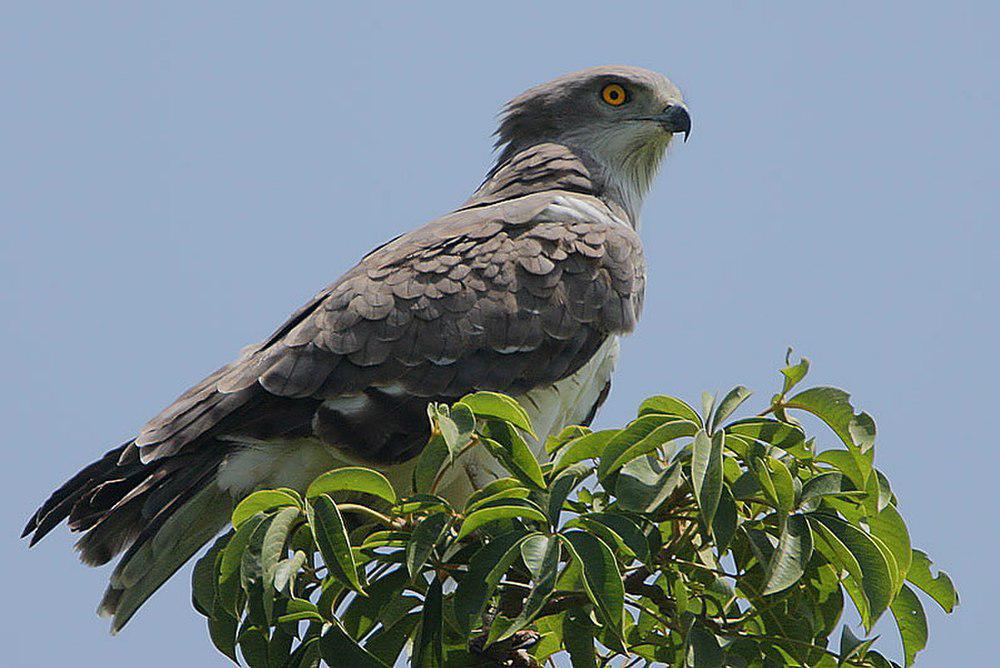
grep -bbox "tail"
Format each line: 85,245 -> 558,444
22,440 -> 233,632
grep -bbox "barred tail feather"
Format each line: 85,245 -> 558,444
23,438 -> 235,632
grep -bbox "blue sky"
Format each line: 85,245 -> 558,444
2,2 -> 995,665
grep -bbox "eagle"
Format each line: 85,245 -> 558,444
22,65 -> 690,632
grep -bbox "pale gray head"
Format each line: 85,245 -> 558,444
494,65 -> 690,216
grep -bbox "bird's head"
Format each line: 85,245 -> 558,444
494,65 -> 690,213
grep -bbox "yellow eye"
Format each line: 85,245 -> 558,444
601,83 -> 627,106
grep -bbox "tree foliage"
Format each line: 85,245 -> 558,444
192,354 -> 957,667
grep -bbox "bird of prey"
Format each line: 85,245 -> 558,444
23,65 -> 690,632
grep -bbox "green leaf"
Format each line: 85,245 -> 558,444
839,625 -> 875,665
261,505 -> 301,620
457,504 -> 547,540
237,625 -> 270,668
318,623 -> 389,667
546,424 -> 591,455
712,485 -> 738,552
786,387 -> 871,452
780,351 -> 810,395
638,394 -> 702,424
551,429 -> 617,471
701,391 -> 717,426
597,417 -> 699,479
412,433 -> 450,494
406,512 -> 451,579
309,494 -> 365,594
364,612 -> 420,666
562,606 -> 598,668
342,569 -> 418,638
691,429 -> 724,527
459,391 -> 536,437
413,577 -> 443,668
711,385 -> 752,432
498,534 -> 561,641
547,465 -> 586,523
766,456 -> 796,513
231,490 -> 300,529
466,486 -> 532,514
817,448 -> 872,491
890,583 -> 927,667
725,418 -> 807,452
438,402 -> 476,455
867,504 -> 911,584
799,472 -> 857,506
453,531 -> 530,632
568,513 -> 649,562
560,531 -> 625,641
762,514 -> 813,595
192,533 -> 228,617
687,624 -> 724,668
207,607 -> 239,663
906,549 -> 958,613
615,457 -> 684,513
273,550 -> 307,595
218,514 -> 267,614
481,419 -> 546,489
306,466 -> 397,504
810,514 -> 894,628
465,478 -> 527,509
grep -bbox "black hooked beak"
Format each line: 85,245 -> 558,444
650,104 -> 691,142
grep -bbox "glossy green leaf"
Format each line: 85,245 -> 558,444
906,549 -> 958,613
890,583 -> 927,667
780,351 -> 810,395
568,512 -> 649,562
406,512 -> 450,579
597,418 -> 699,479
615,457 -> 684,513
231,490 -> 300,529
412,433 -> 450,494
413,577 -> 443,668
710,385 -> 752,432
551,429 -> 617,471
481,419 -> 546,489
498,534 -> 560,641
459,391 -> 536,437
817,448 -> 872,491
867,504 -> 911,584
306,466 -> 397,504
560,531 -> 625,639
261,506 -> 301,620
687,624 -> 723,668
786,386 -> 870,452
725,418 -> 807,452
762,514 -> 812,595
237,625 -> 269,668
811,514 -> 893,628
546,424 -> 592,455
712,485 -> 738,552
192,533 -> 228,617
638,395 -> 702,424
766,457 -> 796,513
691,429 -> 724,526
309,494 -> 365,594
562,606 -> 598,668
318,623 -> 389,667
218,514 -> 267,614
457,504 -> 547,540
453,531 -> 530,632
